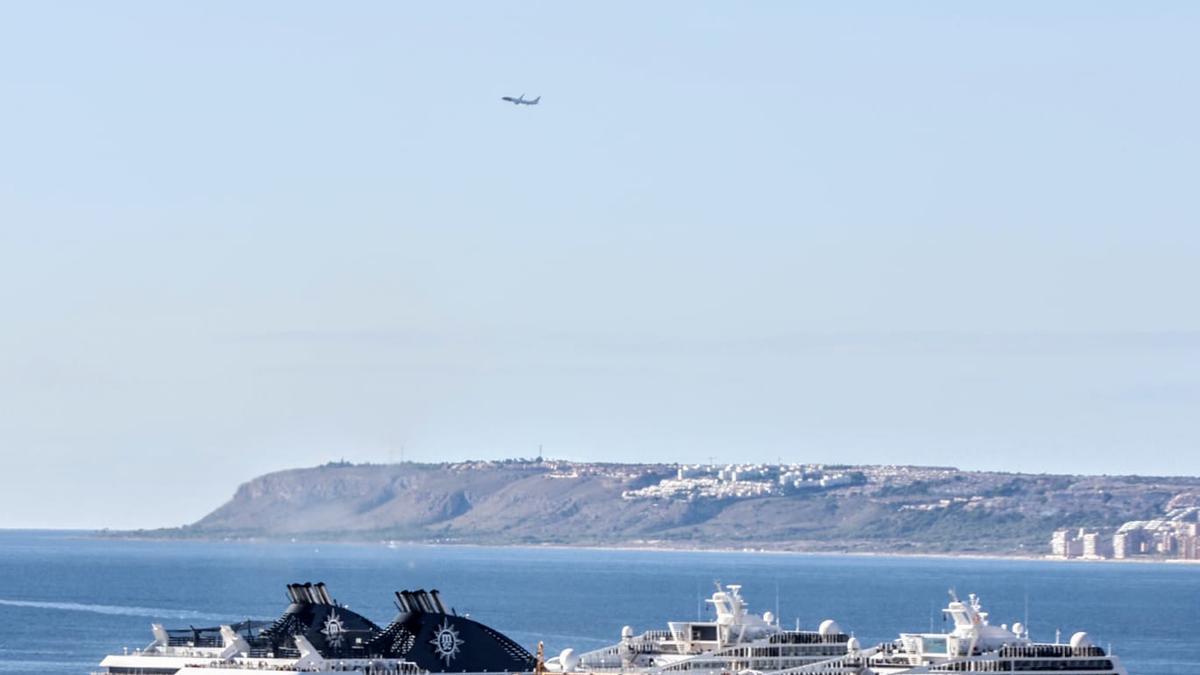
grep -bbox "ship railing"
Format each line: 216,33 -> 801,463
997,644 -> 1106,658
582,629 -> 673,649
754,645 -> 880,675
577,630 -> 679,666
768,633 -> 851,645
622,629 -> 674,645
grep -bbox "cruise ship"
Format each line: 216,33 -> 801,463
859,591 -> 1128,675
96,582 -> 535,675
750,591 -> 1128,675
561,584 -> 857,675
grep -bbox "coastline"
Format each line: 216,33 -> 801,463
47,529 -> 1199,567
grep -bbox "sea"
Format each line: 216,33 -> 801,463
0,530 -> 1194,674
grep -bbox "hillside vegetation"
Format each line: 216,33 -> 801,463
170,460 -> 1200,554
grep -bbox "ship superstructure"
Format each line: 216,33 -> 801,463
563,584 -> 856,675
859,591 -> 1128,675
747,591 -> 1128,675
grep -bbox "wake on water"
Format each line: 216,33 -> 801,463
0,598 -> 250,622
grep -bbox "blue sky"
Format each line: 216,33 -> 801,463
2,2 -> 1198,528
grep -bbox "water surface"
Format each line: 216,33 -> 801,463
0,531 -> 1193,674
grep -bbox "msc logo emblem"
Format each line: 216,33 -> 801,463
430,618 -> 464,664
322,609 -> 347,648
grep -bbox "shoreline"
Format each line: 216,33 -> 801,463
24,528 -> 1196,567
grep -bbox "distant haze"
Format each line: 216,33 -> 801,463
1,2 -> 1198,529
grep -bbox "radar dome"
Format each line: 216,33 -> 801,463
1069,632 -> 1092,649
1011,622 -> 1024,637
818,619 -> 842,637
846,637 -> 861,653
559,648 -> 579,672
621,625 -> 634,639
762,611 -> 775,625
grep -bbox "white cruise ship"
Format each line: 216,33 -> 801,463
750,591 -> 1128,675
862,591 -> 1128,675
557,584 -> 857,675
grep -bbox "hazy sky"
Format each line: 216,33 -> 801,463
2,2 -> 1198,529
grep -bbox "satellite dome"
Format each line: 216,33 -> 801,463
846,637 -> 861,653
762,611 -> 775,625
1069,632 -> 1092,649
559,648 -> 579,672
818,619 -> 842,636
621,625 -> 634,639
1011,622 -> 1024,637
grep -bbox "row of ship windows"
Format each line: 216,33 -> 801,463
1012,660 -> 1116,672
629,644 -> 839,658
666,658 -> 838,672
934,659 -> 1116,672
716,647 -> 844,658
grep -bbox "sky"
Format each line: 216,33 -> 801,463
1,2 -> 1198,529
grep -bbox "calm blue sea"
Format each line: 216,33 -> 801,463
0,531 -> 1194,675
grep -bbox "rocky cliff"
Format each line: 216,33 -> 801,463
174,459 -> 1200,554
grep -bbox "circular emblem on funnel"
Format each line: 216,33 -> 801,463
430,618 -> 464,664
322,609 -> 346,648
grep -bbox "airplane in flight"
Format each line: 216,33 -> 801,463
501,93 -> 540,106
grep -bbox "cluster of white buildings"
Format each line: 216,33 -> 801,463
1113,512 -> 1200,559
1050,528 -> 1113,559
623,463 -> 864,502
1050,504 -> 1200,560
